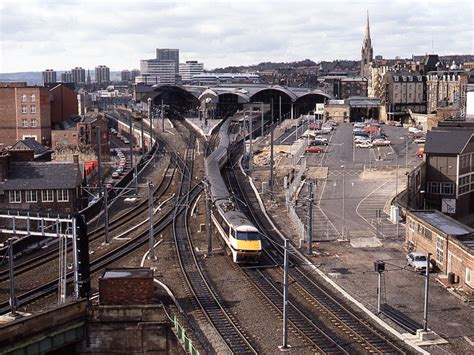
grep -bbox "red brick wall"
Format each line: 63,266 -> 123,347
51,130 -> 79,148
99,277 -> 154,305
447,242 -> 474,290
0,88 -> 18,147
50,84 -> 78,124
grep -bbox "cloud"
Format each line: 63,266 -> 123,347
0,0 -> 472,72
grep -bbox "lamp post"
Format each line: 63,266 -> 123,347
147,98 -> 153,149
341,165 -> 346,239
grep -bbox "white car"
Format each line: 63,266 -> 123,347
409,127 -> 422,134
406,252 -> 434,272
372,139 -> 391,146
356,141 -> 373,148
414,137 -> 426,144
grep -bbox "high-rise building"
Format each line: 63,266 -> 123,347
140,59 -> 176,84
131,69 -> 140,81
95,65 -> 110,84
360,11 -> 373,78
179,61 -> 204,82
61,71 -> 73,83
121,70 -> 131,82
156,48 -> 179,73
42,69 -> 57,85
71,67 -> 86,84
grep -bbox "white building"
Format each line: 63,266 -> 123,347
140,59 -> 176,84
134,74 -> 160,85
179,61 -> 204,82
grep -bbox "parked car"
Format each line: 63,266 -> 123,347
112,172 -> 120,179
372,139 -> 391,146
414,137 -> 426,144
356,141 -> 373,148
409,127 -> 422,134
310,139 -> 328,146
416,146 -> 425,158
406,252 -> 434,272
314,136 -> 328,142
394,121 -> 403,127
305,146 -> 324,153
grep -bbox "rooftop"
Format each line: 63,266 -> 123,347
424,130 -> 473,155
412,210 -> 473,236
102,268 -> 153,279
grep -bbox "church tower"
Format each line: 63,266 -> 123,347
360,11 -> 373,78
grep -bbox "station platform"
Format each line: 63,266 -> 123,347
184,117 -> 222,137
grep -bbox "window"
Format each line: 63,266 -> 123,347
441,182 -> 454,195
466,269 -> 472,287
31,118 -> 37,127
408,219 -> 415,242
21,118 -> 27,127
436,236 -> 444,264
30,105 -> 36,114
428,181 -> 440,194
460,154 -> 470,170
424,228 -> 432,240
25,190 -> 37,203
9,191 -> 21,203
57,189 -> 69,202
42,189 -> 54,202
21,105 -> 27,114
30,94 -> 36,102
21,94 -> 26,102
460,176 -> 470,186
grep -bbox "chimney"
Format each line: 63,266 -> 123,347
0,154 -> 11,181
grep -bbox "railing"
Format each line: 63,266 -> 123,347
161,305 -> 200,355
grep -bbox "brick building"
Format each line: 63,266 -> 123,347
406,210 -> 473,290
49,83 -> 78,124
426,70 -> 462,114
333,77 -> 368,99
0,153 -> 83,213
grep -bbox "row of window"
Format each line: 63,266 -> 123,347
427,181 -> 454,195
21,94 -> 36,102
460,153 -> 473,171
21,118 -> 37,128
21,104 -> 36,114
9,189 -> 69,203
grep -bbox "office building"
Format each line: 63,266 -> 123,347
95,65 -> 110,84
131,69 -> 140,81
42,69 -> 57,85
179,61 -> 204,82
121,70 -> 131,82
156,48 -> 179,73
71,67 -> 86,84
140,59 -> 176,84
61,71 -> 73,83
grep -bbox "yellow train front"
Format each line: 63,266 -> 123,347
213,207 -> 262,263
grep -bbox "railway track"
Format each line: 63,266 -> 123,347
223,151 -> 406,354
0,159 -> 176,284
171,132 -> 257,354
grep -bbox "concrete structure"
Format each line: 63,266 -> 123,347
179,60 -> 204,82
61,71 -> 73,83
406,210 -> 474,291
333,77 -> 368,99
42,69 -> 57,85
121,69 -> 131,81
426,70 -> 462,114
71,67 -> 86,85
381,71 -> 425,121
0,152 -> 83,213
191,72 -> 259,85
0,83 -> 52,147
360,11 -> 373,78
95,65 -> 110,84
156,48 -> 179,75
324,97 -> 380,122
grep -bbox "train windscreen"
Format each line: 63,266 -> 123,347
236,231 -> 260,240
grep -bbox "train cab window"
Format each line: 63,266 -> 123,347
236,231 -> 260,240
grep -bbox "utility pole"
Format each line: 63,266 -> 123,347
261,102 -> 264,137
341,165 -> 346,239
148,182 -> 155,259
279,96 -> 282,123
161,98 -> 165,132
280,238 -> 290,351
405,138 -> 408,169
96,126 -> 102,198
307,181 -> 314,255
249,111 -> 253,173
147,98 -> 153,149
205,180 -> 212,256
141,116 -> 145,155
271,98 -> 274,123
423,253 -> 431,331
7,239 -> 18,316
104,186 -> 109,243
270,127 -> 274,200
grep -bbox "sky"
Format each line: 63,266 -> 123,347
0,0 -> 473,73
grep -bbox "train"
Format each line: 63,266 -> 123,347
205,116 -> 262,263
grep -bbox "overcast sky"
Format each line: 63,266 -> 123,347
0,0 -> 473,73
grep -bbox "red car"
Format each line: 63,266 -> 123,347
305,146 -> 324,153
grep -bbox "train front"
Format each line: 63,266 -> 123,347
232,224 -> 262,263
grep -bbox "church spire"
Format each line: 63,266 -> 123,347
364,10 -> 371,42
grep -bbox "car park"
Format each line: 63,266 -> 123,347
406,252 -> 434,272
305,146 -> 324,153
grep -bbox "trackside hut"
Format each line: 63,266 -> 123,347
406,210 -> 474,290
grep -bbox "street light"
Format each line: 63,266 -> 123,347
341,164 -> 346,239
